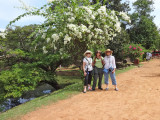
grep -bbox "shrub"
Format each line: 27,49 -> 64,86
0,63 -> 55,101
123,44 -> 145,61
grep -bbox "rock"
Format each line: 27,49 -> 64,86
125,58 -> 133,64
23,84 -> 56,99
116,62 -> 127,68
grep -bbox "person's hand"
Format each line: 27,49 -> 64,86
112,69 -> 115,73
84,72 -> 87,76
97,56 -> 101,59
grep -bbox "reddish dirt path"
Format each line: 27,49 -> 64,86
22,59 -> 160,120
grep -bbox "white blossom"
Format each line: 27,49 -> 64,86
80,24 -> 89,33
119,12 -> 130,22
59,48 -> 63,55
42,33 -> 46,39
54,45 -> 57,50
91,15 -> 95,20
43,3 -> 124,50
59,32 -> 63,37
65,12 -> 74,16
0,32 -> 6,38
74,32 -> 82,39
111,10 -> 115,15
97,6 -> 106,14
46,38 -> 50,43
64,40 -> 68,45
43,46 -> 48,54
80,6 -> 92,15
68,17 -> 75,22
67,24 -> 77,31
68,7 -> 73,11
115,21 -> 121,32
94,28 -> 103,34
52,34 -> 59,42
88,34 -> 92,40
89,25 -> 94,29
64,34 -> 71,43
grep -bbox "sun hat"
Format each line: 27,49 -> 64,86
84,50 -> 92,56
105,49 -> 113,54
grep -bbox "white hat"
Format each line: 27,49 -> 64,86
84,50 -> 92,56
105,49 -> 113,53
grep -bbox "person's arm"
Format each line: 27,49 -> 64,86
112,56 -> 116,73
100,57 -> 104,65
83,62 -> 87,76
92,57 -> 96,66
103,57 -> 106,66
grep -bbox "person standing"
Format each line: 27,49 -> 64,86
146,52 -> 151,61
104,49 -> 118,91
83,50 -> 93,93
92,50 -> 104,91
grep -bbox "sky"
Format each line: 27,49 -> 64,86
0,0 -> 47,32
123,0 -> 160,28
0,0 -> 160,32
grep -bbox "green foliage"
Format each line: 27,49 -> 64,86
133,0 -> 154,17
5,25 -> 37,51
0,66 -> 134,120
107,28 -> 130,60
129,0 -> 159,49
0,63 -> 53,99
0,25 -> 64,103
91,0 -> 130,12
130,16 -> 159,49
7,0 -> 130,66
123,44 -> 145,61
0,0 -> 131,106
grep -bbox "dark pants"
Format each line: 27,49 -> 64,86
84,71 -> 92,86
92,67 -> 103,89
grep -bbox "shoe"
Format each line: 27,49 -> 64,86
92,88 -> 95,91
98,88 -> 103,90
105,88 -> 109,91
115,88 -> 119,91
83,91 -> 86,93
88,88 -> 92,91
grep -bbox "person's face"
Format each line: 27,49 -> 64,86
106,52 -> 111,56
86,53 -> 91,57
96,52 -> 101,57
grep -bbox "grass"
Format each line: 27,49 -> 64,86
0,65 -> 136,120
116,65 -> 136,75
56,76 -> 82,88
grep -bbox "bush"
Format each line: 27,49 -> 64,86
0,63 -> 55,102
123,44 -> 145,61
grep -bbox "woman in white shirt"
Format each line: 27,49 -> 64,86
104,49 -> 118,91
83,50 -> 93,93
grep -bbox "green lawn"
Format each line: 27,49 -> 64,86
0,65 -> 135,120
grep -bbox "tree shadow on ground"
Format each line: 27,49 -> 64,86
141,73 -> 160,77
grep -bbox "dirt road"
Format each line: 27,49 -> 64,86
22,59 -> 160,120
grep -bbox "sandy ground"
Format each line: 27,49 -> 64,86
22,59 -> 160,120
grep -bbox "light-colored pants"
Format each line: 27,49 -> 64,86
104,72 -> 117,85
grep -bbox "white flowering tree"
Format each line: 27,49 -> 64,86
0,0 -> 131,100
8,0 -> 130,66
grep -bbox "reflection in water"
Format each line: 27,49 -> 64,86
1,90 -> 52,112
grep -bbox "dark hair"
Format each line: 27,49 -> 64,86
95,50 -> 101,56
